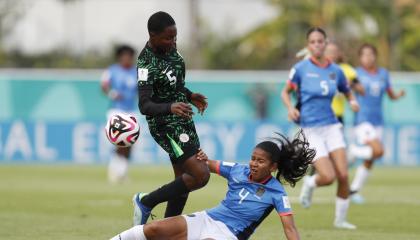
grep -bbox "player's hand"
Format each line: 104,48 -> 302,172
287,107 -> 300,122
108,90 -> 122,100
399,89 -> 406,98
349,100 -> 359,112
191,93 -> 208,115
196,148 -> 208,162
171,102 -> 194,119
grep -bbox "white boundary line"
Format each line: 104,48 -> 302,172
0,68 -> 419,84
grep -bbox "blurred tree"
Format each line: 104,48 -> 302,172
203,0 -> 420,71
0,0 -> 25,66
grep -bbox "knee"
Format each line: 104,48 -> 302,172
336,172 -> 349,184
145,222 -> 160,237
374,147 -> 384,158
318,173 -> 335,186
195,169 -> 210,188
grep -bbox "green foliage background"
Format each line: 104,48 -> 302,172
1,0 -> 420,70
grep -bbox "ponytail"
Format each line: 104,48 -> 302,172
270,130 -> 315,187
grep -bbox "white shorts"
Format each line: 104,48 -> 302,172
302,123 -> 346,161
354,122 -> 383,144
183,211 -> 238,240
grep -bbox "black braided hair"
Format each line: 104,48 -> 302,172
256,130 -> 316,187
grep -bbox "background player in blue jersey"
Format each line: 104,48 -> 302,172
349,43 -> 405,204
281,27 -> 359,229
110,131 -> 315,240
101,45 -> 138,183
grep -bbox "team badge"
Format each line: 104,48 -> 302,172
329,72 -> 336,80
256,187 -> 265,197
179,133 -> 189,143
138,68 -> 148,81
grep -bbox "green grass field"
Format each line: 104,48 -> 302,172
1,165 -> 419,240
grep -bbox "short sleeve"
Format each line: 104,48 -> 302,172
137,61 -> 157,87
215,161 -> 237,179
384,69 -> 391,90
287,67 -> 300,90
273,193 -> 292,216
337,68 -> 350,94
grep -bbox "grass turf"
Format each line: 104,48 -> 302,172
0,165 -> 419,239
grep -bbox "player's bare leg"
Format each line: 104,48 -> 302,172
299,156 -> 335,208
351,139 -> 384,203
181,154 -> 210,191
330,148 -> 356,229
111,216 -> 188,240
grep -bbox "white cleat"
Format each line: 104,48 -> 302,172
334,220 -> 357,230
299,176 -> 314,208
351,193 -> 365,205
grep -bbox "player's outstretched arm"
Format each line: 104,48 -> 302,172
387,88 -> 405,100
281,83 -> 300,122
280,215 -> 300,240
196,149 -> 219,174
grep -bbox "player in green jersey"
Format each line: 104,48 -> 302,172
133,11 -> 209,225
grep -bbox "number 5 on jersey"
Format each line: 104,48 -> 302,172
320,80 -> 329,95
166,70 -> 177,85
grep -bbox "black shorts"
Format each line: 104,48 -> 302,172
149,122 -> 200,164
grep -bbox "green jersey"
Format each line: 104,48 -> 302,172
137,43 -> 199,163
137,44 -> 192,127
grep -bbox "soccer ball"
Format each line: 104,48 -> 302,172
105,113 -> 140,147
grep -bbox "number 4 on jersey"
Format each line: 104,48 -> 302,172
239,188 -> 250,204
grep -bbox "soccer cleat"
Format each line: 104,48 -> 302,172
132,192 -> 152,225
334,220 -> 357,230
299,176 -> 314,208
351,193 -> 365,205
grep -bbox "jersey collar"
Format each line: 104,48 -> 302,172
362,66 -> 378,75
248,174 -> 273,185
310,56 -> 330,68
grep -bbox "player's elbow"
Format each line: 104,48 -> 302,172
138,101 -> 147,115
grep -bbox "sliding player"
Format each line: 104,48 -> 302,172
110,131 -> 315,240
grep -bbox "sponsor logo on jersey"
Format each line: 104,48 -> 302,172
306,73 -> 319,78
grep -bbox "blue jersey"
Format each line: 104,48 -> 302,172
102,64 -> 138,112
288,58 -> 350,127
207,162 -> 292,240
354,67 -> 391,126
